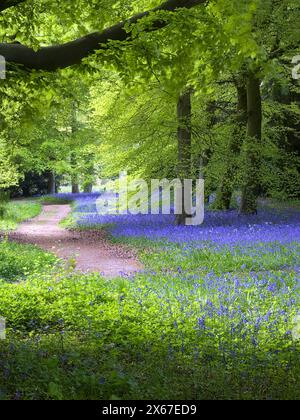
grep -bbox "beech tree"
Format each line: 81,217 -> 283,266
0,0 -> 299,215
0,0 -> 207,70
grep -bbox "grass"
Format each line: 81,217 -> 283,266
0,195 -> 73,231
59,211 -> 77,229
140,242 -> 300,274
39,196 -> 74,205
60,211 -> 107,231
0,200 -> 41,231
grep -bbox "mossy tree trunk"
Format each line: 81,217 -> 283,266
239,72 -> 262,214
47,170 -> 56,195
176,89 -> 192,225
214,80 -> 247,210
70,102 -> 80,194
83,183 -> 93,193
71,150 -> 80,194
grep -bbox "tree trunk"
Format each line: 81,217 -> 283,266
176,89 -> 192,225
240,73 -> 262,214
47,170 -> 56,195
70,104 -> 80,194
71,153 -> 79,194
72,181 -> 80,194
0,0 -> 207,71
197,101 -> 215,204
214,80 -> 247,209
83,183 -> 93,193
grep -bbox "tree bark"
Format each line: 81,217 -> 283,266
240,73 -> 262,214
70,147 -> 80,194
214,80 -> 247,210
0,0 -> 207,71
83,183 -> 93,193
176,89 -> 192,225
72,180 -> 80,194
47,170 -> 56,195
71,151 -> 80,193
69,102 -> 80,194
0,1 -> 26,12
198,101 -> 215,203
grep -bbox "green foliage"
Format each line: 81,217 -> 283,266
261,83 -> 300,200
0,200 -> 41,231
0,144 -> 20,189
9,171 -> 52,198
40,196 -> 74,205
0,0 -> 299,199
0,0 -> 299,400
59,212 -> 106,231
141,242 -> 300,275
0,191 -> 10,218
0,241 -> 59,282
0,238 -> 299,399
90,78 -> 178,179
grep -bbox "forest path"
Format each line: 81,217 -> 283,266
9,204 -> 143,278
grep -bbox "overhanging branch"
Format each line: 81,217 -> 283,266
0,0 -> 26,12
0,0 -> 207,71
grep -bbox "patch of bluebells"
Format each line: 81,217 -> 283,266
54,192 -> 101,214
5,192 -> 296,399
127,268 -> 299,356
62,192 -> 300,246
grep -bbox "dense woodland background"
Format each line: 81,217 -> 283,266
0,0 -> 299,216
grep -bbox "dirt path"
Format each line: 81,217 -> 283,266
9,205 -> 143,278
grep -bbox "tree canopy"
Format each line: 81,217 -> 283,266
0,0 -> 299,212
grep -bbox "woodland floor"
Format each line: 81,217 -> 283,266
9,204 -> 142,277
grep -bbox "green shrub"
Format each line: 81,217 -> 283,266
0,241 -> 60,282
0,191 -> 10,219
